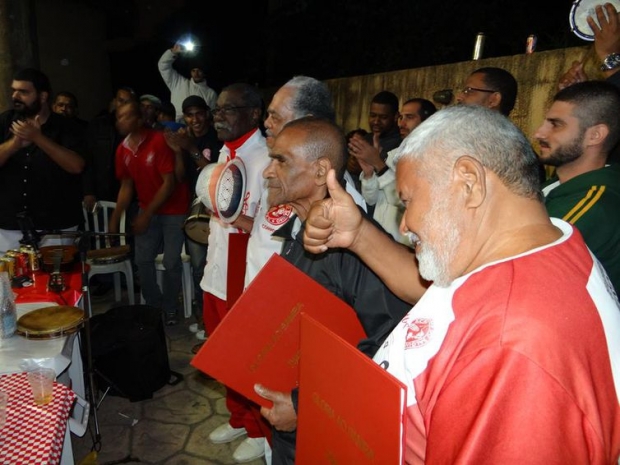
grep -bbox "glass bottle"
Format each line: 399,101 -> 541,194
0,271 -> 17,339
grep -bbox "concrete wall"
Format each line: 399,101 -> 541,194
326,45 -> 603,147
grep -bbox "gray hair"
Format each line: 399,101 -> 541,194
282,75 -> 336,122
394,105 -> 542,201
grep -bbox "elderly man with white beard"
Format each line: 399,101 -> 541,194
303,105 -> 620,464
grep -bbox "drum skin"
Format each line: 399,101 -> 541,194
195,163 -> 224,217
216,159 -> 246,223
195,159 -> 247,224
16,305 -> 84,339
570,0 -> 620,41
184,197 -> 211,245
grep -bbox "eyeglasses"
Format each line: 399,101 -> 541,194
212,106 -> 254,117
460,87 -> 498,95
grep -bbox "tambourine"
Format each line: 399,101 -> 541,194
570,0 -> 620,41
215,158 -> 246,223
195,158 -> 247,224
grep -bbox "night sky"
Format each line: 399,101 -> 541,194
102,0 -> 588,97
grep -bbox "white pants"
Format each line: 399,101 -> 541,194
0,226 -> 78,255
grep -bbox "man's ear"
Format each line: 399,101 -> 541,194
40,91 -> 49,105
250,107 -> 262,126
315,157 -> 331,186
487,92 -> 502,112
452,155 -> 486,208
584,123 -> 610,149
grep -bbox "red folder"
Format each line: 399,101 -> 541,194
297,314 -> 407,465
191,253 -> 367,407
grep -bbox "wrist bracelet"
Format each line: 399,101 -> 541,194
375,165 -> 389,176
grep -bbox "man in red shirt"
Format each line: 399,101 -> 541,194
110,101 -> 189,325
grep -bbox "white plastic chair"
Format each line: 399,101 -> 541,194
82,200 -> 135,305
140,244 -> 193,319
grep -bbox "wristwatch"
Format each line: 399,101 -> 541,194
600,53 -> 620,71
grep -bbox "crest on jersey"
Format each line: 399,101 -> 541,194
405,318 -> 433,349
266,204 -> 294,226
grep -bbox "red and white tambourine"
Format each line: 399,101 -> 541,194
570,0 -> 620,41
195,158 -> 247,224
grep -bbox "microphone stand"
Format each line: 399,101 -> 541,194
74,229 -> 131,452
76,230 -> 102,452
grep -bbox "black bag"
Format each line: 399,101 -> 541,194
85,304 -> 182,402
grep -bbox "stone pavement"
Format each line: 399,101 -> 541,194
71,290 -> 266,465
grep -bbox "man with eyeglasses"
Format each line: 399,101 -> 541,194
456,67 -> 547,183
196,83 -> 272,463
456,66 -> 518,117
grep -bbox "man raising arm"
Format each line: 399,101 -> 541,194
303,172 -> 426,304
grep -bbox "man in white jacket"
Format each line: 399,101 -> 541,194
158,43 -> 218,122
354,98 -> 436,244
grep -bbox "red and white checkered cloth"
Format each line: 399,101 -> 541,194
0,372 -> 76,464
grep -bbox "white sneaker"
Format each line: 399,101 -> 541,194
233,437 -> 266,463
189,323 -> 199,333
196,330 -> 207,341
209,423 -> 247,444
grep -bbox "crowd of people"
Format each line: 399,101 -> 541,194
1,3 -> 620,463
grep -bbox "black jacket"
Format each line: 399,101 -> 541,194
274,214 -> 410,357
270,212 -> 411,465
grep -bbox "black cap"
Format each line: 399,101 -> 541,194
182,95 -> 209,113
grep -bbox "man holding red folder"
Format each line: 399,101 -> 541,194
302,105 -> 620,464
252,116 -> 410,465
196,83 -> 271,463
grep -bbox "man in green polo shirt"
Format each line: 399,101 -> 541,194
534,80 -> 620,296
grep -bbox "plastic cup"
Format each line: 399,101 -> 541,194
0,390 -> 7,430
26,368 -> 55,405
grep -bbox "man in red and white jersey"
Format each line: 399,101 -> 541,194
196,83 -> 271,464
303,105 -> 620,464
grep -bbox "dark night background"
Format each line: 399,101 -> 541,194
92,0 -> 586,98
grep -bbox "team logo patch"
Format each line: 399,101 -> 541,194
405,318 -> 433,349
266,204 -> 294,226
146,151 -> 155,166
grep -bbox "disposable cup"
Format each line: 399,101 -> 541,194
26,368 -> 55,406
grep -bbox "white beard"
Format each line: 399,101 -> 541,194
410,195 -> 461,287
